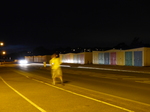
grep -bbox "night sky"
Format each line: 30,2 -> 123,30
1,0 -> 150,54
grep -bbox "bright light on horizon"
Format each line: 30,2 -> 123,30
19,60 -> 28,65
2,51 -> 6,55
0,42 -> 4,46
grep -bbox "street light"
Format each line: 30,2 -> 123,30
0,42 -> 5,55
2,51 -> 6,55
0,42 -> 4,46
0,42 -> 5,63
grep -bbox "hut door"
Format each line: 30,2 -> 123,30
104,53 -> 109,65
134,51 -> 142,66
110,52 -> 116,65
98,53 -> 104,64
125,51 -> 132,66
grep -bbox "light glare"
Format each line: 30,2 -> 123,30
19,60 -> 28,64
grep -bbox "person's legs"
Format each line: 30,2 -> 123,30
52,68 -> 64,85
58,76 -> 63,82
58,76 -> 64,85
56,68 -> 64,85
52,77 -> 56,85
52,69 -> 56,85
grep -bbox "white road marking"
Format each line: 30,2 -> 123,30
12,69 -> 150,111
32,79 -> 134,112
100,76 -> 118,79
0,76 -> 47,112
123,78 -> 149,80
77,66 -> 150,74
68,84 -> 150,107
135,80 -> 150,84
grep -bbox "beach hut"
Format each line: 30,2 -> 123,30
116,50 -> 125,66
92,51 -> 105,64
60,54 -> 67,63
25,56 -> 34,63
60,53 -> 75,63
42,55 -> 51,63
125,47 -> 150,66
76,52 -> 92,64
104,49 -> 120,65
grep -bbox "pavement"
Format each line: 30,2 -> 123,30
61,63 -> 150,74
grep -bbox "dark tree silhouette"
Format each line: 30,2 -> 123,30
130,37 -> 143,48
113,42 -> 129,50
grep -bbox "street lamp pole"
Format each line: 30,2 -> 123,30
0,42 -> 5,64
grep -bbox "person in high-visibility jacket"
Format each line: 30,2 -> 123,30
49,53 -> 64,85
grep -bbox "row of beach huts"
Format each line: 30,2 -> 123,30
25,47 -> 150,66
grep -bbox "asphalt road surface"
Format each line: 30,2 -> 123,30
0,63 -> 150,112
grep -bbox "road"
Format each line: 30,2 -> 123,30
0,63 -> 150,112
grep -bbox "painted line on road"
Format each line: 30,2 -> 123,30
32,79 -> 134,112
13,68 -> 150,107
68,84 -> 150,107
13,68 -> 150,111
13,70 -> 136,112
78,66 -> 150,74
123,78 -> 149,80
135,80 -> 150,84
0,76 -> 47,112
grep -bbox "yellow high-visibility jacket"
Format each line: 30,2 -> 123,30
49,57 -> 62,69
